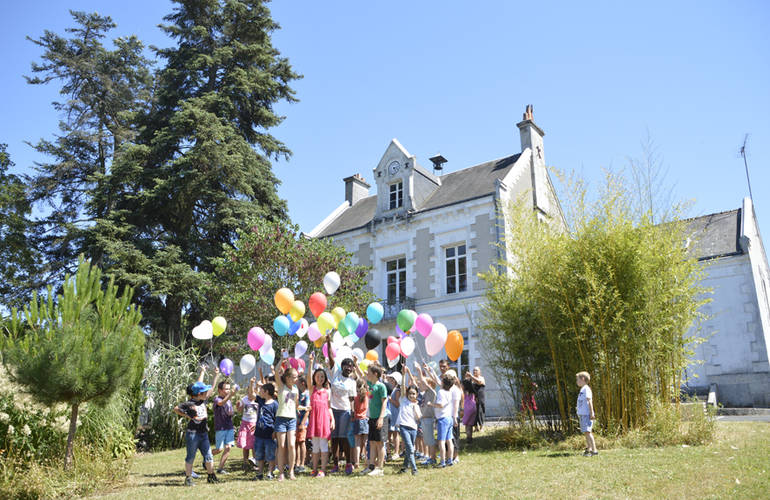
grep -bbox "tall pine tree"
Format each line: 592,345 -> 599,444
102,0 -> 299,343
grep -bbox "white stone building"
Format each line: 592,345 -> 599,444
684,198 -> 770,407
309,107 -> 562,416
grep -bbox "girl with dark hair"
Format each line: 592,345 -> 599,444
306,352 -> 334,477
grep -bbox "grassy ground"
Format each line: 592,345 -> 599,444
90,422 -> 769,500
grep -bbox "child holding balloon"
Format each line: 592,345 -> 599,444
212,380 -> 238,474
236,377 -> 259,471
274,361 -> 300,480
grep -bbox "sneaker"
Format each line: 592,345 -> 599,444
190,471 -> 200,479
294,466 -> 306,474
367,467 -> 384,477
419,458 -> 433,466
184,476 -> 194,487
254,473 -> 264,481
216,468 -> 228,475
330,466 -> 340,474
207,473 -> 220,483
265,473 -> 275,480
434,461 -> 446,468
446,460 -> 454,467
453,457 -> 460,464
411,469 -> 418,476
359,466 -> 374,476
397,467 -> 407,474
590,450 -> 599,456
248,457 -> 258,467
583,450 -> 592,457
316,471 -> 325,478
345,463 -> 354,475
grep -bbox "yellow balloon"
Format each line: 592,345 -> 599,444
359,360 -> 370,373
274,288 -> 294,315
314,337 -> 325,348
331,307 -> 346,328
289,300 -> 306,322
212,316 -> 227,337
317,312 -> 335,334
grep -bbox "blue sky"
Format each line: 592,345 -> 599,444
2,1 -> 768,242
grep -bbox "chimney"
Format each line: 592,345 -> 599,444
516,104 -> 545,162
343,173 -> 371,206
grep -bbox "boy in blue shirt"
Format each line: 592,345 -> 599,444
253,382 -> 279,480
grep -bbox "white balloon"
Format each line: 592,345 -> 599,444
296,318 -> 309,338
352,348 -> 364,361
344,334 -> 357,346
192,322 -> 213,340
239,354 -> 256,375
337,346 -> 353,362
295,340 -> 308,359
259,334 -> 273,355
387,355 -> 399,368
261,347 -> 275,365
323,271 -> 341,295
401,336 -> 416,357
332,329 -> 344,347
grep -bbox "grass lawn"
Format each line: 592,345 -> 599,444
89,422 -> 769,499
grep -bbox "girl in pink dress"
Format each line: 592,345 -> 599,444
306,352 -> 334,477
461,379 -> 477,444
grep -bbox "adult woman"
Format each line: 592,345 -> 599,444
466,366 -> 486,431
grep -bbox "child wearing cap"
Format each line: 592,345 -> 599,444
174,365 -> 220,486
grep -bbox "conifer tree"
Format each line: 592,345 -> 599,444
2,257 -> 144,467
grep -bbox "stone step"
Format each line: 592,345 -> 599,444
717,407 -> 770,416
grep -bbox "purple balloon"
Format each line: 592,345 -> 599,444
219,358 -> 234,377
355,318 -> 369,338
396,324 -> 407,338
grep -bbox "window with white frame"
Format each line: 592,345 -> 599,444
445,244 -> 467,294
389,182 -> 403,209
386,257 -> 406,303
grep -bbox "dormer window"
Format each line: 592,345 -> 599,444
389,182 -> 403,210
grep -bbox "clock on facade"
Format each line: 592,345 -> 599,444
388,160 -> 400,175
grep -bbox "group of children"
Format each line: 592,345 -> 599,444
174,335 -> 485,485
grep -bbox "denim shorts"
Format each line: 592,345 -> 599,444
331,409 -> 351,438
353,418 -> 369,436
274,416 -> 297,433
436,417 -> 453,442
215,428 -> 235,449
579,414 -> 594,433
253,436 -> 277,461
185,430 -> 213,464
421,417 -> 436,446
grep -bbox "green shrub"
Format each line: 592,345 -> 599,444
0,394 -> 67,466
79,392 -> 136,459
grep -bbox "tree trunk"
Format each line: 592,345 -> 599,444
65,402 -> 79,469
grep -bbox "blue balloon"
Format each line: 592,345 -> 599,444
288,315 -> 300,336
273,315 -> 290,336
366,302 -> 384,324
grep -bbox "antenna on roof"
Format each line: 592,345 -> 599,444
429,154 -> 447,175
739,134 -> 754,202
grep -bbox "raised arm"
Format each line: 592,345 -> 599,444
423,362 -> 440,385
197,364 -> 207,382
352,355 -> 365,380
306,351 -> 315,390
205,367 -> 220,399
413,364 -> 428,390
275,362 -> 285,391
325,333 -> 335,370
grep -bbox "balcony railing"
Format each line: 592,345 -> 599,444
382,296 -> 415,321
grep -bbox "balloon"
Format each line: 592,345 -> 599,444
289,357 -> 299,370
192,322 -> 213,340
288,316 -> 301,336
274,288 -> 294,314
387,356 -> 399,368
414,313 -> 433,337
338,319 -> 351,338
322,342 -> 338,359
365,349 -> 379,362
426,323 -> 448,356
219,358 -> 234,376
344,334 -> 356,346
366,302 -> 384,324
308,292 -> 327,318
296,318 -> 309,338
446,330 -> 464,361
273,315 -> 290,336
385,342 -> 401,361
396,325 -> 407,338
401,336 -> 416,357
247,327 -> 266,351
317,312 -> 336,333
397,309 -> 417,333
289,300 -> 306,322
298,359 -> 306,373
261,348 -> 275,365
364,329 -> 380,350
352,347 -> 364,361
307,322 -> 322,341
343,312 -> 359,336
355,318 -> 368,338
323,271 -> 341,295
337,346 -> 353,362
387,336 -> 399,345
332,330 -> 344,347
359,360 -> 370,373
239,354 -> 256,375
212,316 -> 227,337
314,337 -> 324,348
295,340 -> 308,359
259,334 -> 273,355
331,307 -> 346,328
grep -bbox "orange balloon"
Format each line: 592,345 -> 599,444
274,288 -> 294,314
446,330 -> 464,361
365,349 -> 379,362
314,337 -> 325,348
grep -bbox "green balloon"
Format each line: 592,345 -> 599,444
338,319 -> 351,337
396,309 -> 417,333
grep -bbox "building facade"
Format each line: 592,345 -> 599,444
309,107 -> 562,416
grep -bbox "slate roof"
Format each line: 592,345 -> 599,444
316,153 -> 521,237
684,208 -> 742,260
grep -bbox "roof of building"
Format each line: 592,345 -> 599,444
684,208 -> 742,260
315,153 -> 521,237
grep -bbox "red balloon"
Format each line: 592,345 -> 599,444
385,342 -> 401,361
387,335 -> 400,345
308,292 -> 327,318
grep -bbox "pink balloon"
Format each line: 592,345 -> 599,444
298,359 -> 306,372
247,327 -> 266,351
308,322 -> 321,342
322,342 -> 329,358
387,335 -> 400,345
425,323 -> 448,356
385,342 -> 401,361
414,313 -> 433,337
289,357 -> 299,370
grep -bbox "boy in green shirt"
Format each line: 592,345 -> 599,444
364,364 -> 388,476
